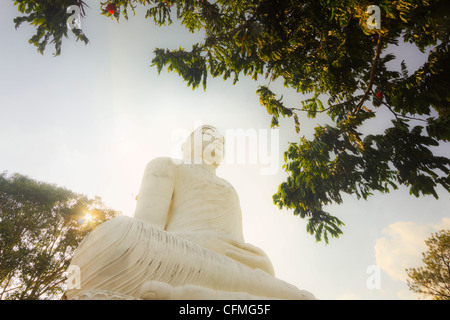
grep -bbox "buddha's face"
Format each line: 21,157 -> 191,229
182,126 -> 225,167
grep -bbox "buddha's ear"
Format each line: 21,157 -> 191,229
180,139 -> 193,160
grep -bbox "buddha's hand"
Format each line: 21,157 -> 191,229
173,231 -> 276,276
223,240 -> 275,276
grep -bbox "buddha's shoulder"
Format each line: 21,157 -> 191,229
145,157 -> 179,167
144,157 -> 180,176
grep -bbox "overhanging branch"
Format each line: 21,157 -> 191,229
353,34 -> 384,115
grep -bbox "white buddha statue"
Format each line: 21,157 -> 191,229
65,125 -> 315,300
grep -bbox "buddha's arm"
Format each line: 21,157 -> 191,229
134,157 -> 176,230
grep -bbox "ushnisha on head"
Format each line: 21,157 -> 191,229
181,125 -> 225,168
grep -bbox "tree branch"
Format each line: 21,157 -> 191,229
289,105 -> 334,114
353,35 -> 383,115
288,97 -> 361,115
203,16 -> 256,48
372,89 -> 428,122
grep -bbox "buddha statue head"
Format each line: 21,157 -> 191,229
181,125 -> 225,168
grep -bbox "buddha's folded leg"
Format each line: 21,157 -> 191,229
66,216 -> 314,300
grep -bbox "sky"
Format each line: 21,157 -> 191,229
1,2 -> 449,300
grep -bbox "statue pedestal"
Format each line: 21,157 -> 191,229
70,290 -> 139,300
70,281 -> 280,300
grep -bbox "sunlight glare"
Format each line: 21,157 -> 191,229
84,213 -> 93,224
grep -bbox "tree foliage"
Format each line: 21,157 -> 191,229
12,0 -> 450,243
12,0 -> 89,55
0,172 -> 119,300
406,229 -> 450,300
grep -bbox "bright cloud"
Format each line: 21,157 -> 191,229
375,218 -> 450,283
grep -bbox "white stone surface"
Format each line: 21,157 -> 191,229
66,126 -> 315,300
